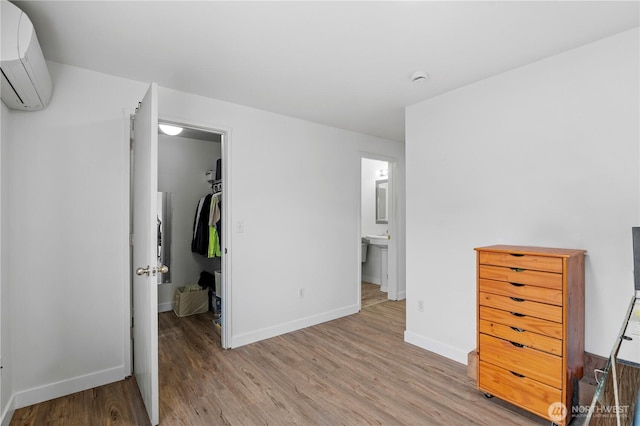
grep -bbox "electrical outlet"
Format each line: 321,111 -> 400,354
298,288 -> 304,299
417,300 -> 424,312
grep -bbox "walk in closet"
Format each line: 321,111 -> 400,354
156,123 -> 224,330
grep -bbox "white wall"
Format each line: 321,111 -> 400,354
157,134 -> 221,310
0,102 -> 14,424
5,60 -> 404,407
395,155 -> 407,300
158,87 -> 405,347
7,62 -> 147,407
405,28 -> 640,363
361,158 -> 388,237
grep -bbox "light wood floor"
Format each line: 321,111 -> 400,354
11,297 -> 548,425
361,281 -> 388,308
10,375 -> 149,425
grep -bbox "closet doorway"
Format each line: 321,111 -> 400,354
154,119 -> 229,346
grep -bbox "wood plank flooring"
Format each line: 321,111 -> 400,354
10,376 -> 149,425
591,362 -> 640,426
361,281 -> 388,308
11,298 -> 548,425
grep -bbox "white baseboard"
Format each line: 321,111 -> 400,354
362,275 -> 381,285
158,301 -> 175,313
403,331 -> 468,365
231,305 -> 359,348
13,366 -> 124,409
0,394 -> 14,426
396,290 -> 406,300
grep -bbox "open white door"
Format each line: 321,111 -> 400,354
131,83 -> 159,425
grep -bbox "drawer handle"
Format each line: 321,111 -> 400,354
510,341 -> 526,348
510,268 -> 525,272
509,254 -> 524,257
510,297 -> 525,302
509,282 -> 525,287
510,371 -> 525,378
510,327 -> 525,333
510,312 -> 525,317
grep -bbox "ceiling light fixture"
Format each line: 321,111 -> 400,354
411,71 -> 429,83
159,124 -> 183,136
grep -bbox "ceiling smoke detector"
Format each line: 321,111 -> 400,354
411,71 -> 429,83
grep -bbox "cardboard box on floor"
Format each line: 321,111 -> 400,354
174,286 -> 208,317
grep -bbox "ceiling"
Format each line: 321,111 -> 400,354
158,123 -> 222,143
13,1 -> 640,141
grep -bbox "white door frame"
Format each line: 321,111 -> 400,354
155,115 -> 233,349
125,114 -> 233,371
358,152 -> 399,305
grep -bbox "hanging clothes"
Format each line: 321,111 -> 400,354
207,194 -> 222,258
215,197 -> 222,248
208,195 -> 220,226
192,196 -> 206,241
191,193 -> 212,255
193,159 -> 223,258
214,159 -> 223,248
208,226 -> 221,258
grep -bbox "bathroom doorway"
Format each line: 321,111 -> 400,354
359,155 -> 398,309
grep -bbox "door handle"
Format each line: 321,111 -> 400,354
136,265 -> 151,276
136,264 -> 168,276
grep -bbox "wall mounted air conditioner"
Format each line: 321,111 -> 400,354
0,0 -> 52,111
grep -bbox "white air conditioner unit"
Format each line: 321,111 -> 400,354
0,0 -> 52,111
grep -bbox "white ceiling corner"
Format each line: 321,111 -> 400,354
12,1 -> 640,141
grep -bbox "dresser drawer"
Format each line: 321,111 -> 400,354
479,334 -> 562,388
479,292 -> 562,323
479,279 -> 562,306
479,251 -> 563,273
479,319 -> 562,356
479,306 -> 562,339
478,361 -> 562,423
476,245 -> 584,425
479,265 -> 563,289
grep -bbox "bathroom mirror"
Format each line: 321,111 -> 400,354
157,192 -> 172,284
376,179 -> 388,224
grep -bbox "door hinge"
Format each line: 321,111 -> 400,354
129,234 -> 134,246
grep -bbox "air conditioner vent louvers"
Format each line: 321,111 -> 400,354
0,0 -> 53,111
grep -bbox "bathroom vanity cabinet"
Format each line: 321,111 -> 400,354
475,245 -> 586,425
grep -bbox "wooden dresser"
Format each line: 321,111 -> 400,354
475,245 -> 585,425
